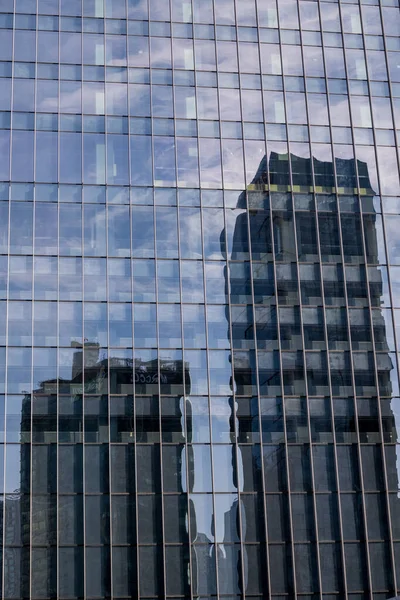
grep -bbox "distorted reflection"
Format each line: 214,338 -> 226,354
187,149 -> 400,595
3,148 -> 400,598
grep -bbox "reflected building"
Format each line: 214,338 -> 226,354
224,151 -> 400,597
1,147 -> 400,600
0,1 -> 399,599
8,343 -> 192,599
2,138 -> 400,600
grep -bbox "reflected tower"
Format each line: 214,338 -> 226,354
223,150 -> 400,596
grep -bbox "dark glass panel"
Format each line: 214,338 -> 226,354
58,495 -> 84,545
269,543 -> 294,593
85,547 -> 111,599
318,213 -> 341,261
85,494 -> 110,545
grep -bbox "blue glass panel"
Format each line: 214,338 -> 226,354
131,206 -> 154,258
36,132 -> 58,183
130,135 -> 152,185
107,134 -> 129,184
60,133 -> 82,183
59,204 -> 82,256
83,133 -> 106,184
11,131 -> 34,182
108,205 -> 130,257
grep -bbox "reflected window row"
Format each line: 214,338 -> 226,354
0,350 -> 399,397
0,29 -> 398,62
2,67 -> 400,109
0,185 -> 392,210
1,392 -> 400,449
0,138 -> 398,196
0,268 -> 398,317
0,440 -> 399,492
0,220 -> 391,264
1,28 -> 399,83
2,411 -> 399,445
2,17 -> 396,43
2,393 -> 399,438
2,205 -> 394,258
1,299 -> 400,343
1,262 -> 399,307
3,491 -> 400,541
2,299 -> 400,349
1,78 -> 399,127
0,7 -> 399,36
1,203 -> 400,260
1,0 -> 399,18
0,116 -> 398,153
0,5 -> 399,38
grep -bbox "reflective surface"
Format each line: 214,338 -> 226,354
0,0 -> 400,599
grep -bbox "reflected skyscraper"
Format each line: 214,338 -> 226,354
223,151 -> 400,597
0,0 -> 400,599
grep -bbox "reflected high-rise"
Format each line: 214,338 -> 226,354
0,0 -> 400,598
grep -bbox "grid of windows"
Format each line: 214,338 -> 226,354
0,0 -> 399,599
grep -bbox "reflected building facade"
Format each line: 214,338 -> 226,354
225,151 -> 400,597
0,0 -> 400,599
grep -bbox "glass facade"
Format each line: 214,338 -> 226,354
0,0 -> 399,598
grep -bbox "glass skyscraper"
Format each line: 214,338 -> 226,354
0,0 -> 400,598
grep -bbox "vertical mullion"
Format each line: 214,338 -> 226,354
252,0 -> 276,593
174,0 -> 197,586
124,0 -> 140,594
291,206 -> 324,599
198,176 -> 215,598
81,0 -> 87,570
151,91 -> 166,600
266,152 -> 298,599
238,0 -> 273,587
1,187 -> 10,600
312,197 -> 349,599
209,2 -> 222,598
103,9 -> 114,598
277,20 -> 322,591
104,42 -> 113,597
157,6 -> 172,598
207,207 -> 228,600
241,173 -> 273,596
289,2 -> 326,596
55,1 -> 61,598
311,1 -> 351,595
29,3 -> 39,592
230,2 -> 250,597
2,1 -> 15,598
175,133 -> 194,600
149,38 -> 162,599
262,3 -> 298,595
321,2 -> 374,594
256,6 -> 292,596
156,265 -> 167,600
